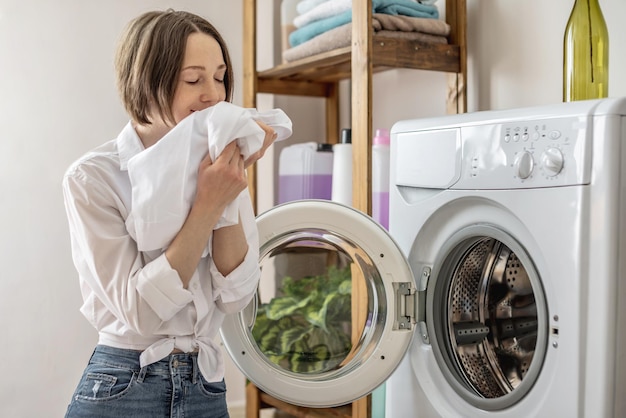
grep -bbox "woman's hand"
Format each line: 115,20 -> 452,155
244,120 -> 277,168
195,141 -> 247,211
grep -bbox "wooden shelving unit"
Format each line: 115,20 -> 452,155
246,383 -> 353,418
242,1 -> 467,417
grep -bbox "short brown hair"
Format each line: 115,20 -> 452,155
114,10 -> 234,125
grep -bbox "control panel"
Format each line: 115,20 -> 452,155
454,116 -> 592,189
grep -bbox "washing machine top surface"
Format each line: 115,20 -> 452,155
392,97 -> 626,134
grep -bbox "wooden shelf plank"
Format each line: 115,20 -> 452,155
259,46 -> 352,81
257,79 -> 335,97
372,37 -> 460,72
256,38 -> 459,90
252,384 -> 352,418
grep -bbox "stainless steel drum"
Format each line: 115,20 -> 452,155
430,235 -> 547,408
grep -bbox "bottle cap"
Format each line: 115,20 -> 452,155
341,129 -> 352,144
317,143 -> 333,152
373,128 -> 390,145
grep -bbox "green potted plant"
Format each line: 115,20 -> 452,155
252,265 -> 353,374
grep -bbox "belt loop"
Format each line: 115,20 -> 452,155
192,355 -> 198,384
137,365 -> 148,383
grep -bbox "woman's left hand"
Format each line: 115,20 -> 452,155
244,120 -> 277,168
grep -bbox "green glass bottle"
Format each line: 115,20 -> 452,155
563,0 -> 609,102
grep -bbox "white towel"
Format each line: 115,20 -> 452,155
294,0 -> 352,28
296,0 -> 331,15
293,0 -> 442,31
126,102 -> 292,253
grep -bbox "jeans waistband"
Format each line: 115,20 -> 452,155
91,345 -> 199,380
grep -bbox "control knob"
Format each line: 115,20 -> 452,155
514,151 -> 534,179
541,147 -> 564,176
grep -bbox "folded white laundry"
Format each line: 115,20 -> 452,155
126,101 -> 292,253
294,0 -> 352,29
296,0 -> 331,15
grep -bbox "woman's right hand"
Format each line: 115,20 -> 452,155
194,141 -> 247,211
244,120 -> 277,168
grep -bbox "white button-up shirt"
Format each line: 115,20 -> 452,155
62,122 -> 260,382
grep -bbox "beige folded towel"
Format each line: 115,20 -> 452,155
283,14 -> 450,63
372,13 -> 450,36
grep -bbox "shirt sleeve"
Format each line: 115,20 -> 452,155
63,166 -> 193,334
209,191 -> 261,314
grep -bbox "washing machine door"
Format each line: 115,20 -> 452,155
221,200 -> 417,408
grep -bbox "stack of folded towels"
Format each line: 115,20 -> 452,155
283,0 -> 451,63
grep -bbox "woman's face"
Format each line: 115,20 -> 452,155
170,32 -> 227,124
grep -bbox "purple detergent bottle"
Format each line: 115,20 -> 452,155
278,142 -> 334,204
372,128 -> 390,229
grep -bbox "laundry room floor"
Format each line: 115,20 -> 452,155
229,406 -> 296,418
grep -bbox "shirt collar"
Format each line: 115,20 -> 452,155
117,121 -> 145,171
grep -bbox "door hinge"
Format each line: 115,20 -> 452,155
393,282 -> 416,330
417,266 -> 431,343
393,267 -> 430,335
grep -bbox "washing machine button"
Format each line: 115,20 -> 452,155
515,151 -> 534,179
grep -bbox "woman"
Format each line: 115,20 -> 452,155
63,10 -> 275,417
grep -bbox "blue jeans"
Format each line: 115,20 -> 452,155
65,345 -> 229,418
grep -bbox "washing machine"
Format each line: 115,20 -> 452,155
385,97 -> 626,417
221,98 -> 626,417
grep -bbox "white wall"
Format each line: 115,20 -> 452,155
0,1 -> 245,416
467,0 -> 625,111
2,0 -> 626,417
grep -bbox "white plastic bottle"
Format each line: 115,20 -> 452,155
331,129 -> 353,206
371,128 -> 390,229
278,142 -> 334,204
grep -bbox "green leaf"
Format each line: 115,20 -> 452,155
305,292 -> 337,330
265,295 -> 311,320
289,340 -> 332,373
337,279 -> 352,294
279,326 -> 310,354
252,265 -> 355,373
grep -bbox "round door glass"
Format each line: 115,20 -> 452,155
221,200 -> 415,408
253,228 -> 366,376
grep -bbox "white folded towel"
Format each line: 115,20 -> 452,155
126,101 -> 292,253
294,0 -> 352,29
296,0 -> 331,15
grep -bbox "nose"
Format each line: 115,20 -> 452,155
200,79 -> 224,105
